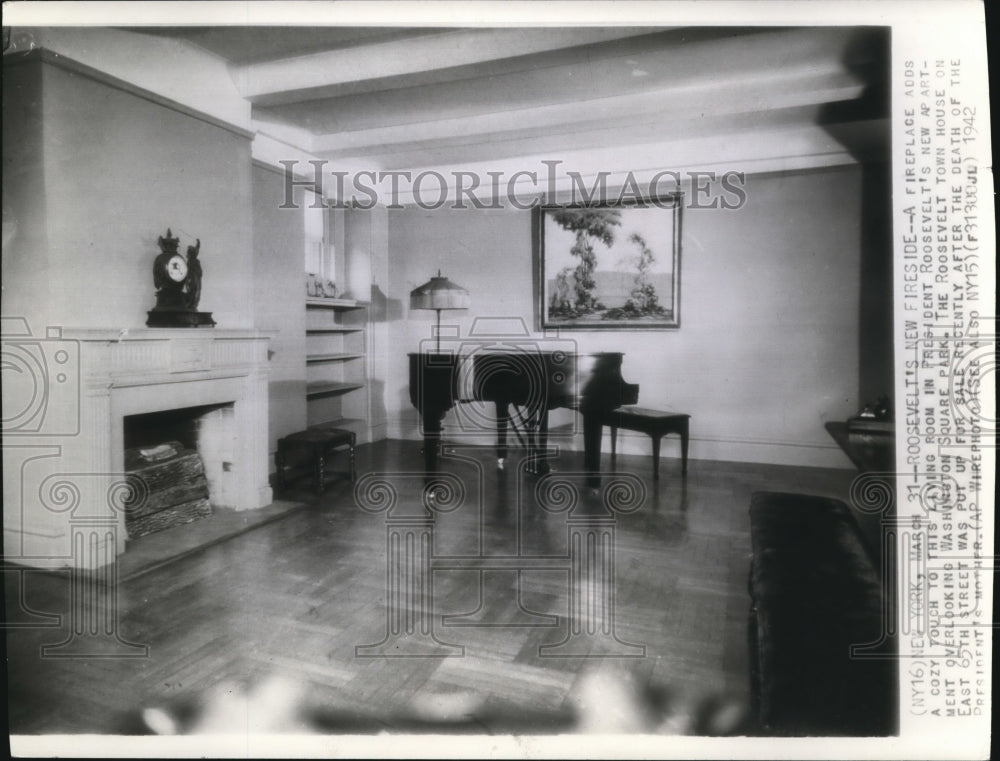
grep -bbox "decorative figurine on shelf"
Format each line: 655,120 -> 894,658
184,238 -> 202,310
147,228 -> 215,327
306,276 -> 339,299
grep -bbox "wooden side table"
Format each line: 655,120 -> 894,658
607,406 -> 690,480
276,426 -> 356,494
824,421 -> 894,472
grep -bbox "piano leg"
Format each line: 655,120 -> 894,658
531,409 -> 551,475
422,409 -> 446,475
583,412 -> 603,488
495,400 -> 509,469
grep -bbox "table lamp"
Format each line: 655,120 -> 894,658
409,270 -> 470,352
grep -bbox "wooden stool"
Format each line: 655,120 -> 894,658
606,406 -> 690,480
276,426 -> 356,494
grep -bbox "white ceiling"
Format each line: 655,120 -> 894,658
134,25 -> 889,175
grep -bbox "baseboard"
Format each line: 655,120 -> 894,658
387,423 -> 854,470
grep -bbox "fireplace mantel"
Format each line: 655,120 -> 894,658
64,327 -> 274,384
4,328 -> 274,570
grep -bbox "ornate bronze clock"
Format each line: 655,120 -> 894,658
147,229 -> 215,327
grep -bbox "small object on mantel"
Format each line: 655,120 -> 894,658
147,228 -> 215,327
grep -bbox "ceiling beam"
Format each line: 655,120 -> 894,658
251,26 -> 882,135
233,27 -> 666,105
325,122 -> 880,207
307,69 -> 867,161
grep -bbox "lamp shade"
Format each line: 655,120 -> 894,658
409,271 -> 470,311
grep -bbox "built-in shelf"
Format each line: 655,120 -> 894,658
306,381 -> 365,399
305,297 -> 367,310
304,291 -> 369,440
306,353 -> 364,364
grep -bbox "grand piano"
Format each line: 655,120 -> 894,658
409,351 -> 638,485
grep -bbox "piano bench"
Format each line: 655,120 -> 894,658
606,406 -> 690,480
275,426 -> 356,494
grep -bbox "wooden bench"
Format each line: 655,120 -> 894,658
275,426 -> 356,494
606,406 -> 690,480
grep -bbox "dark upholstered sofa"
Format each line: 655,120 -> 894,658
748,491 -> 897,735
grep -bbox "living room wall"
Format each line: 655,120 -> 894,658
1,60 -> 50,325
385,165 -> 879,468
252,163 -> 308,459
2,52 -> 255,332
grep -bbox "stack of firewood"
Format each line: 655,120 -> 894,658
124,441 -> 211,539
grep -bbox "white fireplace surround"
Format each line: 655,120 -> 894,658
4,328 -> 272,570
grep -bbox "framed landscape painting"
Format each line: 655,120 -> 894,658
536,195 -> 682,330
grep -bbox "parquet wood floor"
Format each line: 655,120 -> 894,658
4,440 -> 861,735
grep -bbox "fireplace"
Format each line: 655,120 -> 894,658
2,328 -> 272,570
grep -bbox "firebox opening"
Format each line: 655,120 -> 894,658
123,403 -> 230,453
122,402 -> 236,540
